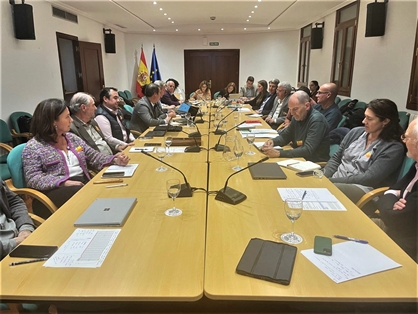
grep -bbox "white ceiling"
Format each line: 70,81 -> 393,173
50,0 -> 356,35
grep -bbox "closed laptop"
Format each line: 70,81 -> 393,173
248,162 -> 287,180
74,198 -> 137,227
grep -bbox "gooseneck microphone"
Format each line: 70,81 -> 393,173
213,121 -> 246,151
215,157 -> 269,204
141,151 -> 193,197
214,108 -> 238,135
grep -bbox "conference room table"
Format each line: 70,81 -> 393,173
1,104 -> 417,311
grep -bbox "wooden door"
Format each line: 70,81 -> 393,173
184,50 -> 239,98
79,41 -> 105,103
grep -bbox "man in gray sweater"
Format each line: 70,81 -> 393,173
262,91 -> 330,162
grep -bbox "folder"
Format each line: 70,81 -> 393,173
236,238 -> 297,285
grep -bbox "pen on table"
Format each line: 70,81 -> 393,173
334,235 -> 368,244
9,257 -> 48,266
106,183 -> 128,189
301,190 -> 307,200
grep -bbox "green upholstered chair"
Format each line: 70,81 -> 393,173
337,98 -> 352,109
336,116 -> 346,128
6,144 -> 57,215
334,96 -> 341,105
398,111 -> 410,131
9,111 -> 32,144
124,104 -> 133,114
213,91 -> 220,99
189,92 -> 195,99
0,119 -> 14,180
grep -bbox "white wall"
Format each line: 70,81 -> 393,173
124,31 -> 299,94
0,0 -> 128,120
310,0 -> 417,112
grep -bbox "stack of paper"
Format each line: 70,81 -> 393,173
277,159 -> 321,172
102,164 -> 139,178
277,188 -> 346,211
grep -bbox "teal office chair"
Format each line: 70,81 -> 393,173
9,111 -> 32,144
213,91 -> 220,99
336,116 -> 346,128
337,98 -> 352,109
329,144 -> 339,158
7,144 -> 57,214
189,92 -> 195,99
398,111 -> 410,131
334,96 -> 341,105
354,101 -> 367,110
118,90 -> 128,99
124,90 -> 133,99
124,104 -> 133,114
0,119 -> 14,180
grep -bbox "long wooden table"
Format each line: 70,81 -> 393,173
1,105 -> 417,307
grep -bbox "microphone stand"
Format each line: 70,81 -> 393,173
213,121 -> 246,151
141,151 -> 193,197
215,157 -> 269,205
180,130 -> 202,153
214,108 -> 238,135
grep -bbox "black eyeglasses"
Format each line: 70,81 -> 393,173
316,91 -> 330,95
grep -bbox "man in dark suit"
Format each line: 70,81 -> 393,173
265,81 -> 292,129
130,84 -> 176,133
378,118 -> 418,262
69,92 -> 128,155
259,79 -> 280,116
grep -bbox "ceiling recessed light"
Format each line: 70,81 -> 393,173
258,0 -> 262,2
159,8 -> 163,11
164,13 -> 167,16
249,15 -> 251,18
153,29 -> 156,32
221,28 -> 224,31
254,5 -> 258,8
168,17 -> 171,20
246,19 -> 249,22
153,1 -> 157,4
176,29 -> 178,32
251,11 -> 254,13
244,28 -> 246,30
268,27 -> 270,29
198,28 -> 201,31
171,21 -> 174,23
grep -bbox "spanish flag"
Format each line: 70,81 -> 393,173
136,47 -> 150,98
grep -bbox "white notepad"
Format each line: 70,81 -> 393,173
102,164 -> 139,178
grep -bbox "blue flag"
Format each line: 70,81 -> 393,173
150,47 -> 161,82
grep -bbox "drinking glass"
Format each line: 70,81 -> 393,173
245,134 -> 256,155
185,113 -> 192,127
222,135 -> 236,162
232,141 -> 244,171
165,179 -> 182,217
155,147 -> 167,172
233,112 -> 239,126
280,198 -> 303,244
165,136 -> 173,156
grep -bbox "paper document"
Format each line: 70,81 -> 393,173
248,114 -> 262,117
240,131 -> 277,139
129,147 -> 154,153
237,123 -> 261,128
249,128 -> 278,134
238,108 -> 251,112
168,147 -> 186,153
103,164 -> 138,177
301,241 -> 402,283
44,229 -> 120,268
253,142 -> 282,150
277,188 -> 346,211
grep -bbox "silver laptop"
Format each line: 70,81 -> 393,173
228,93 -> 241,100
74,198 -> 137,227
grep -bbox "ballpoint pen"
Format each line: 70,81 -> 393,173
301,190 -> 307,200
9,257 -> 48,266
106,183 -> 128,188
334,235 -> 368,244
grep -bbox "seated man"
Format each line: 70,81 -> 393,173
130,83 -> 176,133
258,79 -> 279,116
265,81 -> 292,129
95,87 -> 135,147
313,82 -> 342,130
261,91 -> 330,162
239,76 -> 257,100
69,92 -> 128,155
377,118 -> 418,262
161,78 -> 180,107
0,179 -> 34,260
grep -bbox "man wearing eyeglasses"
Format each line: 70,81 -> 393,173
313,83 -> 342,130
261,91 -> 330,162
377,118 -> 418,262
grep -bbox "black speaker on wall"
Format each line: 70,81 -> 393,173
365,1 -> 387,37
311,28 -> 323,49
104,33 -> 116,53
12,3 -> 36,40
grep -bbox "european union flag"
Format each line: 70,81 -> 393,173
150,47 -> 161,82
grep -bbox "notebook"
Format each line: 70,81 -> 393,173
74,197 -> 137,227
248,162 -> 287,180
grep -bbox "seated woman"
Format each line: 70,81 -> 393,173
218,82 -> 236,100
190,80 -> 211,101
239,80 -> 268,110
22,98 -> 130,219
309,80 -> 320,103
323,99 -> 405,213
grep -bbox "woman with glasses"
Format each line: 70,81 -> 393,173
323,98 -> 405,214
189,80 -> 211,101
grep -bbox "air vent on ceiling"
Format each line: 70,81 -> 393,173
52,6 -> 78,23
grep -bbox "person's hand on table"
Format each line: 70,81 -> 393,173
261,140 -> 281,157
114,153 -> 130,166
14,230 -> 32,245
62,180 -> 84,187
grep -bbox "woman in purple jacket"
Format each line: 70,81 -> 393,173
22,98 -> 129,218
